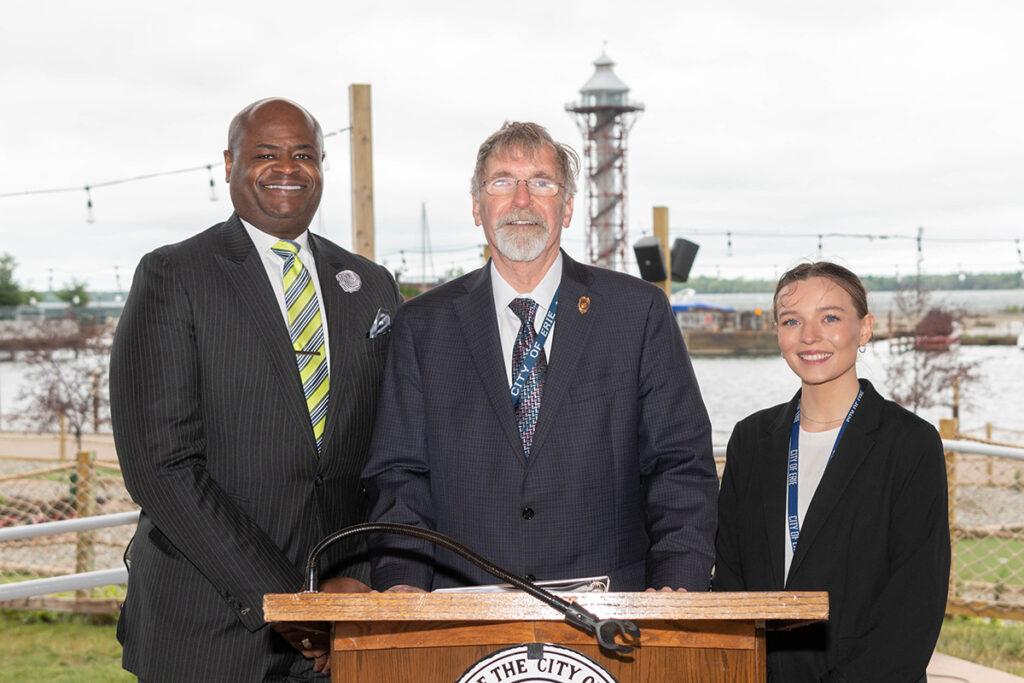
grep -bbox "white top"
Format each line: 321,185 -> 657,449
784,426 -> 840,581
241,220 -> 331,371
490,254 -> 562,386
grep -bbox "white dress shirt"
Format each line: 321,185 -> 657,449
242,220 -> 331,371
784,425 -> 839,580
491,254 -> 562,387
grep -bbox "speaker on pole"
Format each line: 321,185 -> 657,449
670,238 -> 700,282
633,236 -> 667,282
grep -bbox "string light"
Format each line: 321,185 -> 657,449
1016,239 -> 1024,283
207,165 -> 218,202
726,231 -> 733,257
0,125 -> 353,220
916,226 -> 924,282
85,186 -> 95,224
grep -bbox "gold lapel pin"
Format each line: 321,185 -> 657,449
577,295 -> 591,315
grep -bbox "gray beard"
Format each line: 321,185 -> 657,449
493,212 -> 550,262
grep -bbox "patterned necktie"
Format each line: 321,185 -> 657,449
271,240 -> 330,453
509,297 -> 547,457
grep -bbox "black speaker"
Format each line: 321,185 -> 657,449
633,236 -> 667,282
671,238 -> 700,282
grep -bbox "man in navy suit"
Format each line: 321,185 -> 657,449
363,121 -> 717,592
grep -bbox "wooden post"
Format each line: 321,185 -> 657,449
939,418 -> 958,609
652,206 -> 671,297
74,450 -> 96,600
349,84 -> 375,260
951,377 -> 960,420
59,413 -> 67,462
91,369 -> 101,433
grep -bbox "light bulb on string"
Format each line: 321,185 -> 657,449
207,165 -> 218,202
1016,239 -> 1023,285
726,231 -> 733,257
85,185 -> 95,223
817,234 -> 823,259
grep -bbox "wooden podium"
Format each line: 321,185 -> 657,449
264,591 -> 827,682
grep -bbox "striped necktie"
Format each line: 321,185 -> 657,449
271,239 -> 329,453
509,297 -> 547,457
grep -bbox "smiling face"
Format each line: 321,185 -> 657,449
471,144 -> 573,266
224,100 -> 324,239
775,276 -> 874,389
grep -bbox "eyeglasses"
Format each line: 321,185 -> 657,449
483,176 -> 563,197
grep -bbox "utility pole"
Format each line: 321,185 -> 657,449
349,84 -> 375,260
420,202 -> 435,285
652,206 -> 671,297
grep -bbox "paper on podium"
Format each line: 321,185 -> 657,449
434,576 -> 610,594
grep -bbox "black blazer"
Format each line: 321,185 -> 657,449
109,215 -> 401,681
363,252 -> 719,592
714,379 -> 950,682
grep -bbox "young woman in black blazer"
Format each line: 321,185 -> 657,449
714,262 -> 950,682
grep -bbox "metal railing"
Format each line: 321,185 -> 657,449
940,425 -> 1024,621
0,439 -> 1022,619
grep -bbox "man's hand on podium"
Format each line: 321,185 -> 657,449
385,584 -> 427,593
645,586 -> 689,592
272,576 -> 373,673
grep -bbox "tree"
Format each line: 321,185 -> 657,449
0,253 -> 28,306
17,329 -> 111,452
885,286 -> 979,416
57,279 -> 90,309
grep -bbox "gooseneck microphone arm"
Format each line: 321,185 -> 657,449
303,522 -> 640,654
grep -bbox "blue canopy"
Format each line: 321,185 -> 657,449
671,301 -> 736,314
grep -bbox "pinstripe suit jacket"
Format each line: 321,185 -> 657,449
363,252 -> 718,592
109,214 -> 401,681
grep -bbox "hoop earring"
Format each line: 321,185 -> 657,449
858,345 -> 866,353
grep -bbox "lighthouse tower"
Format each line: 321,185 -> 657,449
566,50 -> 644,271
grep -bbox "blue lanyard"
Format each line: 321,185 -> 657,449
786,388 -> 864,554
510,288 -> 559,410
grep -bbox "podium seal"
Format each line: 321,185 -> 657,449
457,643 -> 615,683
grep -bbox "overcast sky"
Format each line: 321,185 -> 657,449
2,0 -> 1023,291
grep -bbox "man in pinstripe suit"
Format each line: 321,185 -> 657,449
110,98 -> 401,681
363,122 -> 717,594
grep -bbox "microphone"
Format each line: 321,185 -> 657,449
304,522 -> 641,654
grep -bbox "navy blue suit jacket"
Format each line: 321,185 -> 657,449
363,252 -> 717,591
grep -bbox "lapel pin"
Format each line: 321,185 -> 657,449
336,270 -> 361,293
577,295 -> 591,315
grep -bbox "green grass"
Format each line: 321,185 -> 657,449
937,616 -> 1024,676
0,610 -> 131,682
1,610 -> 1023,680
957,537 -> 1024,585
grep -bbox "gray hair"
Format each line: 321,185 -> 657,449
470,121 -> 580,199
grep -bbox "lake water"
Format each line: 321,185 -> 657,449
694,288 -> 1024,315
3,343 -> 1021,447
693,344 -> 1024,443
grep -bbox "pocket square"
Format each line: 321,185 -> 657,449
368,308 -> 392,339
